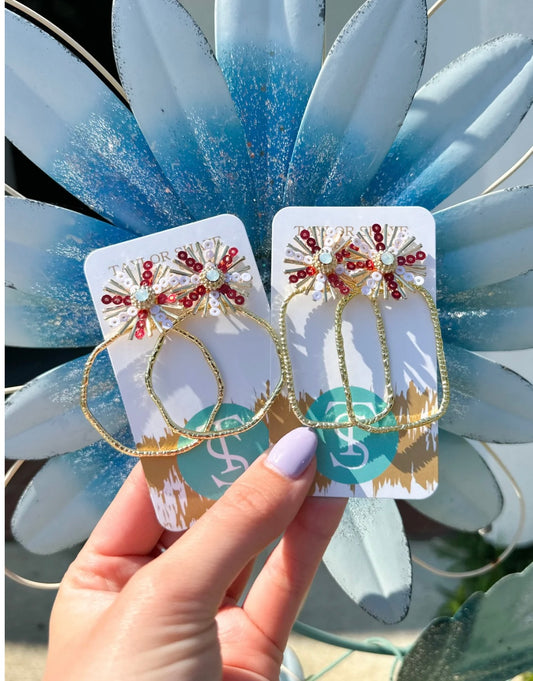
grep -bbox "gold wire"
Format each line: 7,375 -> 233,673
279,286 -> 450,432
4,460 -> 61,590
336,293 -> 395,426
80,326 -> 223,457
145,307 -> 285,440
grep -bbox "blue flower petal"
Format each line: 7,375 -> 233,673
436,186 -> 533,296
11,438 -> 136,554
112,0 -> 255,236
409,430 -> 503,532
5,353 -> 129,460
216,0 -> 325,230
323,498 -> 412,624
365,35 -> 533,208
5,198 -> 131,348
285,0 -> 427,207
439,271 -> 533,351
5,10 -> 190,235
441,343 -> 533,443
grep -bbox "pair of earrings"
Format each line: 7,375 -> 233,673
81,237 -> 283,457
280,223 -> 449,433
81,226 -> 449,457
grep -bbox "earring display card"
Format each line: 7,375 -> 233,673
85,214 -> 275,530
270,206 -> 439,500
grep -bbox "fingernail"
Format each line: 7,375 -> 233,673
265,427 -> 317,479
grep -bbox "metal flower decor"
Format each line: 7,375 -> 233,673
4,0 -> 533,676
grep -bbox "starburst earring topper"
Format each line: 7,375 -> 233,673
145,236 -> 285,442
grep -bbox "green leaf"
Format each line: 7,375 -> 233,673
398,563 -> 533,681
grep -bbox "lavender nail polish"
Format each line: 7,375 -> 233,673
265,427 -> 317,479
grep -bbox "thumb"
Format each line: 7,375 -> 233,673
144,427 -> 318,615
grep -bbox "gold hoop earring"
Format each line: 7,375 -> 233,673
80,259 -> 218,456
145,237 -> 284,440
278,226 -> 395,430
339,222 -> 449,432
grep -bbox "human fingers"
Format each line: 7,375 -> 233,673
64,463 -> 165,591
242,496 -> 346,648
139,427 -> 318,617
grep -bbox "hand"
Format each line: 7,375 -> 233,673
44,428 -> 346,681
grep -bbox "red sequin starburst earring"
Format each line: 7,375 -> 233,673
279,226 -> 395,431
145,237 -> 284,441
80,260 -> 217,456
337,222 -> 450,431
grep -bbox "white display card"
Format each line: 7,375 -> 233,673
270,206 -> 439,500
85,215 -> 277,530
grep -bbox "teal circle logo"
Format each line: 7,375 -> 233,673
307,387 -> 399,485
177,403 -> 269,500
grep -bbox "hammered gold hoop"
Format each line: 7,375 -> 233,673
145,306 -> 284,440
280,225 -> 396,431
80,325 -> 225,456
279,288 -> 395,431
143,236 -> 284,441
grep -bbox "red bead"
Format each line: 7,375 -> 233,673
235,295 -> 245,305
306,266 -> 316,276
218,283 -> 230,294
143,261 -> 153,270
228,247 -> 238,257
340,285 -> 350,295
406,255 -> 416,264
416,251 -> 426,260
350,243 -> 357,250
374,233 -> 384,242
372,223 -> 381,232
193,262 -> 203,272
157,293 -> 167,304
384,273 -> 395,281
289,274 -> 298,284
123,296 -> 131,306
138,309 -> 148,319
312,246 -> 320,253
336,253 -> 343,262
392,290 -> 401,300
356,261 -> 365,269
376,243 -> 386,252
135,328 -> 145,339
142,270 -> 152,280
346,261 -> 356,270
112,295 -> 123,305
196,285 -> 206,295
189,292 -> 199,301
366,260 -> 374,269
101,294 -> 112,305
388,281 -> 398,290
226,288 -> 236,300
307,237 -> 316,248
328,274 -> 339,284
183,298 -> 193,308
397,256 -> 406,266
186,257 -> 196,268
218,262 -> 227,272
167,294 -> 177,303
223,255 -> 233,265
137,320 -> 146,329
300,229 -> 310,239
177,251 -> 188,261
297,269 -> 307,279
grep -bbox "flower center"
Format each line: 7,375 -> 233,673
131,285 -> 155,308
201,264 -> 224,291
377,250 -> 396,273
314,249 -> 335,274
